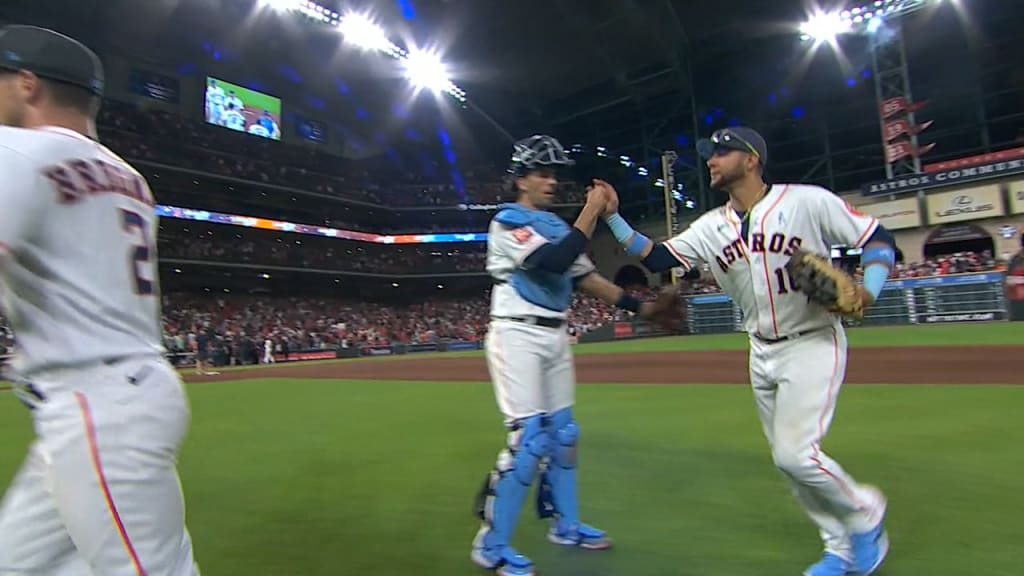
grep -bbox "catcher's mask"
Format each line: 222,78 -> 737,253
504,134 -> 575,193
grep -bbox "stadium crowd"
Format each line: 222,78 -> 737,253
97,100 -> 586,209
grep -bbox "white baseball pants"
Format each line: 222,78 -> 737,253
749,324 -> 886,560
0,355 -> 200,576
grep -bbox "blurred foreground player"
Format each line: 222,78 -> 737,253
471,135 -> 681,576
0,25 -> 200,575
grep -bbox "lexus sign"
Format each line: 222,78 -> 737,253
926,185 -> 1004,225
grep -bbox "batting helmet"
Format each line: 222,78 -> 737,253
0,25 -> 104,96
507,134 -> 575,176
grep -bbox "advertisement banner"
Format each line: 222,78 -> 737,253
613,322 -> 634,339
362,346 -> 394,356
918,312 -> 1000,324
273,350 -> 337,362
406,343 -> 440,354
446,341 -> 482,352
1009,181 -> 1024,215
924,147 -> 1024,173
861,158 -> 1024,197
855,198 -> 921,230
925,185 -> 1004,225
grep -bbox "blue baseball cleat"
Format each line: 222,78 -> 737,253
804,552 -> 854,576
471,544 -> 536,576
850,519 -> 889,575
546,520 -> 613,550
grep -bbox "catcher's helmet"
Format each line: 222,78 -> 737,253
507,134 -> 575,176
0,25 -> 105,97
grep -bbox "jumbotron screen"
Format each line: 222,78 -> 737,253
204,76 -> 282,141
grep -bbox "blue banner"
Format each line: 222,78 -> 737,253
446,341 -> 482,352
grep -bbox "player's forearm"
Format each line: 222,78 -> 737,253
860,240 -> 896,301
572,202 -> 606,239
577,273 -> 644,314
604,212 -> 654,259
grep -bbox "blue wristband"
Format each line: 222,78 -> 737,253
860,245 -> 895,299
605,213 -> 652,257
862,265 -> 889,299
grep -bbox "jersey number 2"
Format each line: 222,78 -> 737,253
122,209 -> 155,296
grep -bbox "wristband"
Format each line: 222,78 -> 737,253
862,265 -> 889,300
605,213 -> 652,257
615,293 -> 641,313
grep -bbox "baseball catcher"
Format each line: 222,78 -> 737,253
472,134 -> 683,576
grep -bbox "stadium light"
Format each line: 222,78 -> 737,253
799,11 -> 852,42
338,12 -> 399,54
403,48 -> 456,95
258,0 -> 302,12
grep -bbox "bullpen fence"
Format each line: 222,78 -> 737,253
684,272 -> 1016,335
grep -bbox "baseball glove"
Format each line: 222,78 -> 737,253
785,248 -> 866,319
640,286 -> 684,331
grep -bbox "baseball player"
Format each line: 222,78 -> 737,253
257,110 -> 280,140
262,337 -> 276,364
205,78 -> 226,125
225,90 -> 244,116
223,102 -> 246,132
0,25 -> 200,575
599,127 -> 897,576
471,135 -> 680,576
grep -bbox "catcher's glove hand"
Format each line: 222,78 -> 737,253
785,248 -> 867,319
638,285 -> 684,331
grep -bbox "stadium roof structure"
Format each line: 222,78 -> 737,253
2,0 -> 1021,209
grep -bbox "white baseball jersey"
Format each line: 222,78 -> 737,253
206,85 -> 225,108
0,126 -> 164,376
224,110 -> 246,131
226,95 -> 244,111
663,183 -> 879,339
486,218 -> 595,320
248,124 -> 270,137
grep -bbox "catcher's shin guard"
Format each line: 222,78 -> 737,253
535,407 -> 580,526
474,415 -> 549,550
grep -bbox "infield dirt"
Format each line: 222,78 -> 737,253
184,346 -> 1023,385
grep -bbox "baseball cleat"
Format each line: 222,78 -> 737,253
471,545 -> 536,576
546,521 -> 612,550
850,519 -> 889,575
804,552 -> 854,576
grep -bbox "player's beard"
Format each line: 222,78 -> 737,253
711,165 -> 744,192
0,87 -> 27,127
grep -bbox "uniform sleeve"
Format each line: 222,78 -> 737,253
815,188 -> 880,248
0,146 -> 46,254
661,225 -> 706,270
568,253 -> 596,279
483,219 -> 548,272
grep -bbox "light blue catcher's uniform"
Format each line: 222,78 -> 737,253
471,198 -> 610,576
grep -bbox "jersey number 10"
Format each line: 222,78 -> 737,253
773,266 -> 800,295
121,209 -> 155,296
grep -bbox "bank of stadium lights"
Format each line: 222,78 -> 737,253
799,0 -> 940,42
260,0 -> 467,102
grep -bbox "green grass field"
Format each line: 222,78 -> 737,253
2,323 -> 1022,575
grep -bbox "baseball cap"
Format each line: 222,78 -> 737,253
0,25 -> 104,96
697,127 -> 768,166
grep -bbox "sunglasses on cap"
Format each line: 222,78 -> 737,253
708,129 -> 760,158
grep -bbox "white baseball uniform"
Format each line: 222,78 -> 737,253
263,338 -> 275,364
0,126 -> 199,575
205,85 -> 225,125
485,216 -> 595,421
223,110 -> 246,132
661,183 -> 887,559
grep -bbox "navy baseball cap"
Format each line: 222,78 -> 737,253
697,127 -> 768,166
0,25 -> 104,96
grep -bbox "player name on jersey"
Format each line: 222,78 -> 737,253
43,157 -> 155,207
